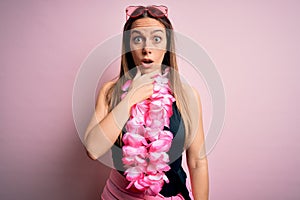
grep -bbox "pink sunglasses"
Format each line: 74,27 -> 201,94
125,5 -> 168,20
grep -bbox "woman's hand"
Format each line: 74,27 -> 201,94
84,67 -> 161,160
126,67 -> 160,107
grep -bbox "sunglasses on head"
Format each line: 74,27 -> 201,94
125,5 -> 168,20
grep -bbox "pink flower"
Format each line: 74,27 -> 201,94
125,120 -> 145,134
146,163 -> 157,175
154,163 -> 171,173
131,103 -> 149,122
149,139 -> 172,153
122,146 -> 147,157
122,155 -> 147,166
159,130 -> 173,141
164,67 -> 170,73
122,132 -> 148,147
134,178 -> 150,190
149,152 -> 169,162
147,184 -> 163,196
121,69 -> 175,196
124,166 -> 145,182
148,107 -> 164,120
161,94 -> 175,106
144,128 -> 160,141
153,84 -> 169,94
154,75 -> 169,84
152,119 -> 165,129
121,79 -> 132,92
121,92 -> 127,100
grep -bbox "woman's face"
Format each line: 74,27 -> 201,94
130,17 -> 167,74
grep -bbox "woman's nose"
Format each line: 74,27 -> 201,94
142,40 -> 152,55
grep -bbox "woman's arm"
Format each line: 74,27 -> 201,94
84,69 -> 159,160
186,86 -> 209,200
84,80 -> 130,160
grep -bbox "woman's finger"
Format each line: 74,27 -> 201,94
146,69 -> 161,78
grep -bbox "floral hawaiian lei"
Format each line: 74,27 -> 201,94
120,68 -> 175,196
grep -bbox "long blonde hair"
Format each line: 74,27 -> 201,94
106,9 -> 192,149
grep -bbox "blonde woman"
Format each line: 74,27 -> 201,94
84,5 -> 209,200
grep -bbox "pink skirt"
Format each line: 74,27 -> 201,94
101,169 -> 185,200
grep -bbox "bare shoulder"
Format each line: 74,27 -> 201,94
99,80 -> 116,95
95,79 -> 117,108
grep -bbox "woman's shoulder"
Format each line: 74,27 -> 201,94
95,80 -> 118,107
99,79 -> 117,94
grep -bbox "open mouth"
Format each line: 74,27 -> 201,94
141,59 -> 154,64
141,59 -> 154,68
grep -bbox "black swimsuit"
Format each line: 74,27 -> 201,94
111,101 -> 191,200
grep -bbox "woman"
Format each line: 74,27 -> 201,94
84,5 -> 209,200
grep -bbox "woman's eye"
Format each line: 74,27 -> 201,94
153,36 -> 162,43
133,36 -> 143,44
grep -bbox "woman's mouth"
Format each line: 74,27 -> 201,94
141,59 -> 154,68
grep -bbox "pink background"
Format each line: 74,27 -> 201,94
1,0 -> 299,199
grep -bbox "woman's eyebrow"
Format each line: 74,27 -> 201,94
131,29 -> 164,35
131,30 -> 142,35
151,29 -> 164,34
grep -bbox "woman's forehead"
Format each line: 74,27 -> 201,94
130,27 -> 166,36
131,17 -> 165,29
